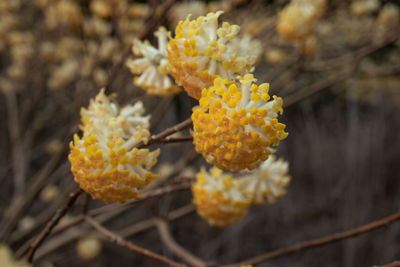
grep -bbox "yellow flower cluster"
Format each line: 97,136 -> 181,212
192,75 -> 287,172
192,156 -> 290,226
0,244 -> 31,267
277,0 -> 326,43
167,11 -> 261,99
126,27 -> 181,96
192,167 -> 250,227
69,90 -> 159,203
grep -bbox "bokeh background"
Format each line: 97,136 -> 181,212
0,0 -> 399,266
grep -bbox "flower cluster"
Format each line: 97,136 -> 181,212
69,90 -> 159,203
126,27 -> 181,96
192,155 -> 290,226
277,0 -> 326,43
192,167 -> 250,227
237,155 -> 291,205
192,75 -> 287,171
167,11 -> 261,99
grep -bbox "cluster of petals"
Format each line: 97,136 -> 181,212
237,155 -> 291,205
277,0 -> 326,42
191,75 -> 288,172
167,11 -> 262,99
126,27 -> 181,97
192,155 -> 290,226
191,167 -> 250,227
69,89 -> 159,203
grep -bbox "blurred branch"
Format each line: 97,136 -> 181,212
283,68 -> 352,108
25,187 -> 82,262
304,29 -> 400,72
84,216 -> 185,267
378,261 -> 400,267
0,148 -> 67,241
4,91 -> 26,205
30,204 -> 195,261
226,212 -> 400,266
155,218 -> 210,267
283,30 -> 400,108
118,204 -> 196,238
16,182 -> 191,258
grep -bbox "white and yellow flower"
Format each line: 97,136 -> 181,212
238,155 -> 291,205
192,167 -> 250,227
69,89 -> 159,203
167,11 -> 261,99
126,27 -> 180,96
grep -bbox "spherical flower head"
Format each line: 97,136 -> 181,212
167,11 -> 261,99
69,89 -> 160,203
277,0 -> 326,42
191,75 -> 288,172
126,27 -> 181,97
237,155 -> 291,205
192,167 -> 250,227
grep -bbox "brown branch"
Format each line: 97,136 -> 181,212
283,68 -> 352,108
379,261 -> 400,267
103,0 -> 177,92
85,216 -> 184,267
155,218 -> 209,267
4,91 -> 26,200
137,118 -> 193,148
16,182 -> 191,258
158,136 -> 194,145
0,147 -> 67,241
304,29 -> 400,72
25,187 -> 82,262
28,204 -> 195,261
226,212 -> 400,266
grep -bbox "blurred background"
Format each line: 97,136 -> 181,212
0,0 -> 399,266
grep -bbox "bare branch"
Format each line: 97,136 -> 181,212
25,187 -> 82,262
226,212 -> 400,266
85,216 -> 185,267
155,218 -> 210,267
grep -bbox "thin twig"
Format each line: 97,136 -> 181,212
0,148 -> 67,241
4,91 -> 26,202
25,187 -> 82,262
137,118 -> 193,148
379,261 -> 400,267
283,68 -> 352,108
155,218 -> 209,267
159,136 -> 194,144
29,204 -> 195,261
226,212 -> 400,266
16,182 -> 191,258
85,216 -> 184,267
81,193 -> 90,215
